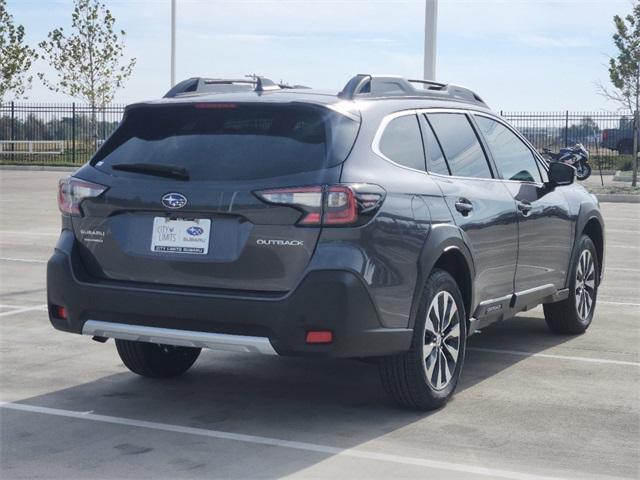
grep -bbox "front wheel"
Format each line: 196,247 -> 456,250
379,269 -> 467,410
115,339 -> 201,378
576,161 -> 592,180
543,235 -> 598,334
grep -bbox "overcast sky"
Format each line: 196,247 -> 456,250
8,0 -> 632,111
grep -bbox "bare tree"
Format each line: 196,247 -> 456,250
38,0 -> 136,146
0,0 -> 38,102
597,1 -> 640,186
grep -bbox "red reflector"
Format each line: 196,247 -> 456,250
56,306 -> 68,320
305,331 -> 333,344
194,103 -> 237,109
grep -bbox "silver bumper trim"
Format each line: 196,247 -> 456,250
82,320 -> 277,355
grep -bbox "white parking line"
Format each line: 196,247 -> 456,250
606,267 -> 640,273
468,347 -> 640,367
0,401 -> 573,480
606,244 -> 640,250
599,300 -> 640,307
606,228 -> 640,235
0,257 -> 47,264
0,304 -> 47,317
0,230 -> 59,237
0,304 -> 39,309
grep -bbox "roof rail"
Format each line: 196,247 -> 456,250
163,76 -> 309,98
337,74 -> 487,106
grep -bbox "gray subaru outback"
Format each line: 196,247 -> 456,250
47,74 -> 604,410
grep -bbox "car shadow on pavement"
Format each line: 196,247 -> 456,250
3,313 -> 578,478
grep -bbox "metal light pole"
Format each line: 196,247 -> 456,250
171,0 -> 176,87
423,0 -> 438,80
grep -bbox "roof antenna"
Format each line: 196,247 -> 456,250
254,76 -> 280,93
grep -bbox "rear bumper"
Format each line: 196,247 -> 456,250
83,320 -> 279,355
47,231 -> 412,357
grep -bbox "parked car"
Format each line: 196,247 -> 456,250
601,117 -> 634,154
48,74 -> 605,410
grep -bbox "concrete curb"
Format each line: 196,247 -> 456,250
0,165 -> 78,172
595,194 -> 640,203
612,170 -> 633,182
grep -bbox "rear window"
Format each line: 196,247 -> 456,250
378,115 -> 425,171
427,113 -> 493,179
92,103 -> 360,181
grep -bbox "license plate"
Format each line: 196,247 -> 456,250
151,217 -> 211,255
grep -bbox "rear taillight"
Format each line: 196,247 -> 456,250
255,184 -> 385,227
324,186 -> 357,225
58,177 -> 107,215
257,186 -> 323,225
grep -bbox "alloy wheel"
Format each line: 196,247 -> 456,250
575,249 -> 596,320
422,291 -> 461,390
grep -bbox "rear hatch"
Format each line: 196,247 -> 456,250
72,101 -> 360,292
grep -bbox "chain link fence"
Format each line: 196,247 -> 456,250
0,102 -> 635,171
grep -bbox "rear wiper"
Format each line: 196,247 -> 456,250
111,162 -> 190,181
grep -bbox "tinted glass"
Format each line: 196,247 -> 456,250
421,116 -> 449,175
427,113 -> 492,179
93,104 -> 359,181
378,115 -> 426,171
475,116 -> 542,183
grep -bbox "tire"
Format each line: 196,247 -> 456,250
543,235 -> 598,334
576,162 -> 591,181
115,339 -> 201,378
379,269 -> 467,410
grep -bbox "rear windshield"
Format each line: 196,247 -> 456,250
92,103 -> 360,181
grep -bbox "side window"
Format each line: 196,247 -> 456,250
421,116 -> 449,175
378,114 -> 426,171
427,113 -> 493,179
475,116 -> 543,183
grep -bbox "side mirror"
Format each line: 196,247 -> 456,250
547,161 -> 575,186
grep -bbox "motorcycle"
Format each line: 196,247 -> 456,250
542,143 -> 591,180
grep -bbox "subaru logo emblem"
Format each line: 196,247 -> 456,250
162,193 -> 187,209
186,226 -> 203,236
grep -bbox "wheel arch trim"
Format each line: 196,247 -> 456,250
569,203 -> 605,287
408,224 -> 476,330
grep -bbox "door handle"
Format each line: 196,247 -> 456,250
517,200 -> 532,215
455,198 -> 473,216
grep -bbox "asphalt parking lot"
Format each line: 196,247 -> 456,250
0,170 -> 638,480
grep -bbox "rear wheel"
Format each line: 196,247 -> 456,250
115,339 -> 201,378
379,269 -> 467,410
544,235 -> 598,334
